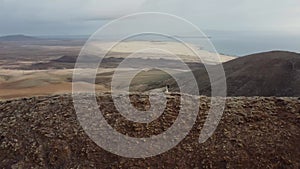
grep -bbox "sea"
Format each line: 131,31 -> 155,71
42,30 -> 300,57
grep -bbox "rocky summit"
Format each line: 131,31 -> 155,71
0,93 -> 299,168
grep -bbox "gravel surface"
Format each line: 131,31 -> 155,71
0,93 -> 299,168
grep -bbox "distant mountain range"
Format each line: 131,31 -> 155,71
0,35 -> 39,41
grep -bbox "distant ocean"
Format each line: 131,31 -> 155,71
43,31 -> 300,57
174,31 -> 300,57
206,31 -> 300,57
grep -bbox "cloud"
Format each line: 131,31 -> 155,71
0,0 -> 299,35
141,0 -> 300,31
0,0 -> 146,21
0,0 -> 146,35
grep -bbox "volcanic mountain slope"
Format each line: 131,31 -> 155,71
164,51 -> 300,96
0,93 -> 299,168
223,51 -> 300,96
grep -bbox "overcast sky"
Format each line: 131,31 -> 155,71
0,0 -> 300,35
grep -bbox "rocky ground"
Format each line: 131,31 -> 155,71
0,93 -> 299,168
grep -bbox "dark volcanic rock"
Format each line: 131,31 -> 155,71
0,93 -> 299,168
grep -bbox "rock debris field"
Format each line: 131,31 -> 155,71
0,93 -> 300,168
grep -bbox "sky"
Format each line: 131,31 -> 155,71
0,0 -> 300,35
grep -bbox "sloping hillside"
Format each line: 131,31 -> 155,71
163,51 -> 300,96
223,51 -> 300,96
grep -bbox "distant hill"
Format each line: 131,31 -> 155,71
0,34 -> 39,41
221,51 -> 300,96
155,51 -> 300,97
197,51 -> 300,96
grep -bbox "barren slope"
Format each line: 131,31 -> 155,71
162,51 -> 300,97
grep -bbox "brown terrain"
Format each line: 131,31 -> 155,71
0,35 -> 300,168
0,93 -> 299,168
1,36 -> 299,99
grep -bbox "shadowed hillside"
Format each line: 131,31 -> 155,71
223,51 -> 300,96
163,51 -> 300,96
